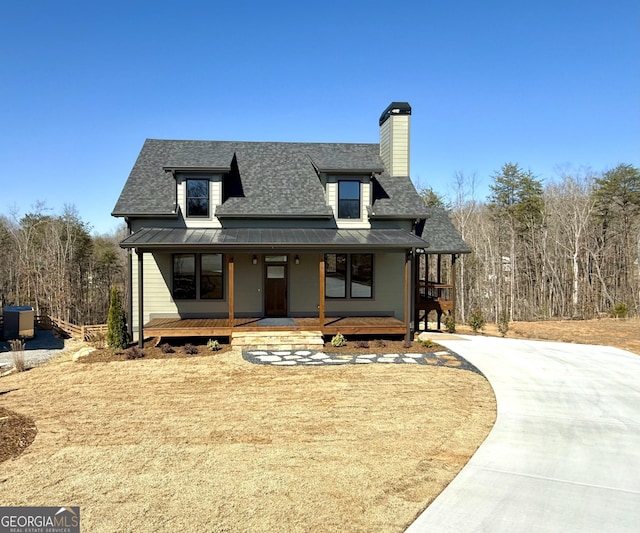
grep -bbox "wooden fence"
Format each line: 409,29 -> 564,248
1,314 -> 108,342
47,316 -> 109,341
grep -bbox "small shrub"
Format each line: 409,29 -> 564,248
9,339 -> 26,372
610,303 -> 628,319
497,311 -> 510,337
468,310 -> 485,333
207,338 -> 221,351
442,314 -> 456,333
375,339 -> 387,349
183,343 -> 199,355
355,340 -> 369,349
420,338 -> 435,348
159,343 -> 174,354
124,346 -> 144,360
331,333 -> 346,347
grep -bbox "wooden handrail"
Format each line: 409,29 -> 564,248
416,281 -> 453,302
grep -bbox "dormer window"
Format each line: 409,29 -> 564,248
338,180 -> 361,219
186,179 -> 210,217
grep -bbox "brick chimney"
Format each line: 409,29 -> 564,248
379,102 -> 411,177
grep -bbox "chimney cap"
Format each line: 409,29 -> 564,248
379,102 -> 411,126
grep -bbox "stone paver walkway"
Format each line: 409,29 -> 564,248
242,348 -> 482,373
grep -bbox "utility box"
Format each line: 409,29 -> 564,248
2,306 -> 35,339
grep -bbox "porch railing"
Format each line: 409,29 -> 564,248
417,282 -> 453,302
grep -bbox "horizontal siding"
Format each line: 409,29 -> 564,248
324,253 -> 406,319
391,116 -> 410,177
131,251 -> 408,333
380,119 -> 391,172
291,253 -> 405,318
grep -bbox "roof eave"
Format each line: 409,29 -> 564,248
163,165 -> 231,175
111,212 -> 179,218
215,213 -> 334,219
317,167 -> 385,174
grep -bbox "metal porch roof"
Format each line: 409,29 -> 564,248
120,227 -> 429,250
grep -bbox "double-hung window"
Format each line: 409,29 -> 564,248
325,253 -> 373,298
186,179 -> 210,217
338,180 -> 361,219
173,253 -> 223,300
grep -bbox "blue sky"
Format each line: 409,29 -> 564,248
1,0 -> 638,234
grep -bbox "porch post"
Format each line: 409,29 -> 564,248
404,250 -> 411,344
319,255 -> 325,330
413,251 -> 420,333
450,254 -> 457,320
136,249 -> 144,348
228,255 -> 235,328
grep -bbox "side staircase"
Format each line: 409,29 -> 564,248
232,330 -> 325,351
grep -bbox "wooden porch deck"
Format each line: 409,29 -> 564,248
144,316 -> 407,339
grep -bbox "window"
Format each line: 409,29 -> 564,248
173,254 -> 196,299
173,253 -> 224,300
186,179 -> 210,217
325,253 -> 372,298
200,254 -> 223,299
338,181 -> 360,219
351,254 -> 373,298
325,253 -> 347,298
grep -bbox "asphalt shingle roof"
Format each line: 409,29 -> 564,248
421,208 -> 471,253
370,175 -> 431,218
112,139 -> 429,219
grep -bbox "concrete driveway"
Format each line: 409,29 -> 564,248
406,335 -> 640,533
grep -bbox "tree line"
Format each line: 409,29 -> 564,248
0,205 -> 128,325
1,163 -> 638,328
426,163 -> 640,323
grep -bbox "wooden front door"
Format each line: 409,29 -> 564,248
264,260 -> 288,316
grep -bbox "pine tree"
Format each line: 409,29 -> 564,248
107,287 -> 128,350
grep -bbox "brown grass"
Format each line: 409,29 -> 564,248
0,347 -> 494,532
456,317 -> 640,355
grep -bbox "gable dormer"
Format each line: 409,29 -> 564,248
324,174 -> 372,228
165,166 -> 230,228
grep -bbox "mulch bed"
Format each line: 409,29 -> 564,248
0,407 -> 38,464
78,338 -> 234,363
78,337 -> 442,363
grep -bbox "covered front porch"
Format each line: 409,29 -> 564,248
121,227 -> 427,346
144,315 -> 407,339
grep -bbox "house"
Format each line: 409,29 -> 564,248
112,102 -> 469,346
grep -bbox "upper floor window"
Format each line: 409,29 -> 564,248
186,179 -> 210,217
338,181 -> 361,219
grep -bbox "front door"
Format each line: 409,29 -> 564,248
264,257 -> 288,317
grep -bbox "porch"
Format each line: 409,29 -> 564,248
144,315 -> 407,340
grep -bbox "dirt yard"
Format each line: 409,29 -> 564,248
0,345 -> 494,532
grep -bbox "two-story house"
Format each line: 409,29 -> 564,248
112,102 -> 469,346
